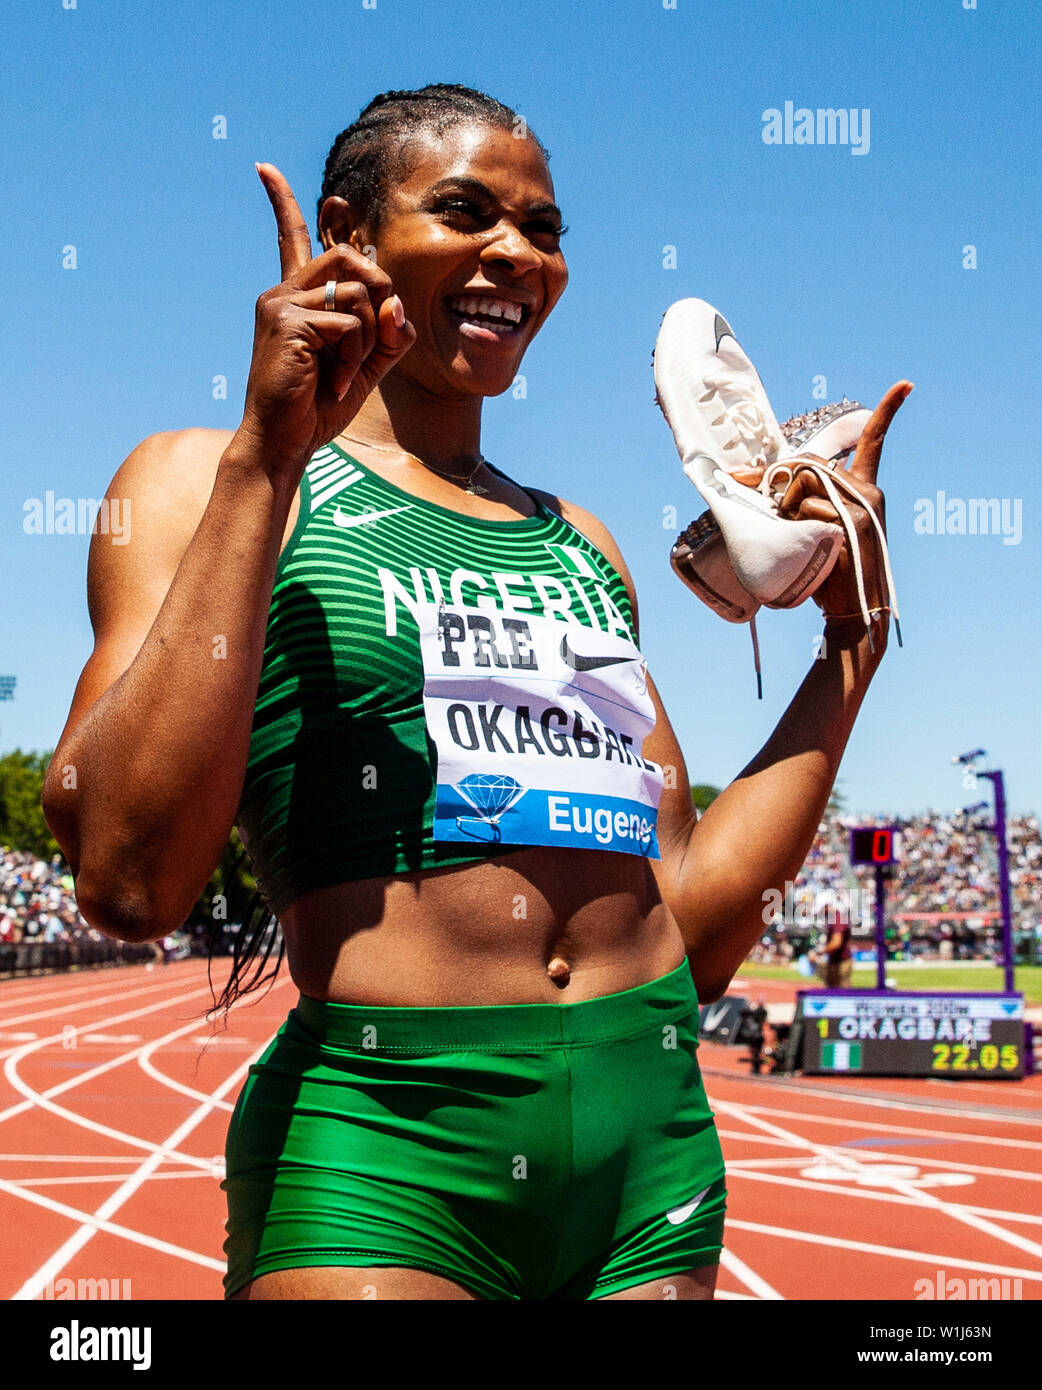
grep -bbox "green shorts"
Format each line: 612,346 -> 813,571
222,957 -> 726,1300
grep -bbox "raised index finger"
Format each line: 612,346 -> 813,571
255,162 -> 313,282
849,380 -> 914,485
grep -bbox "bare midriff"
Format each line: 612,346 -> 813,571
279,845 -> 687,1006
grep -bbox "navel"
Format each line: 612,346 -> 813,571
546,955 -> 571,987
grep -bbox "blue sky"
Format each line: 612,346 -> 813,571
2,0 -> 1039,817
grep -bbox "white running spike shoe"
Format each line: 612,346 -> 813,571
654,299 -> 789,475
781,398 -> 871,464
655,298 -> 845,612
669,399 -> 874,622
669,511 -> 762,624
681,452 -> 845,611
668,402 -> 870,624
654,298 -> 900,694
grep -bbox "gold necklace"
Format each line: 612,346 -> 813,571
338,435 -> 491,495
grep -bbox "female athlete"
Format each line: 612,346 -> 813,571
42,85 -> 909,1301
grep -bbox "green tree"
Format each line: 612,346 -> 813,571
690,784 -> 721,814
1,750 -> 259,935
0,750 -> 59,859
190,826 -> 261,928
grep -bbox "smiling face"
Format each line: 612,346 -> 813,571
320,121 -> 569,398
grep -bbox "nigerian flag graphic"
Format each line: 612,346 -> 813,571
821,1041 -> 863,1071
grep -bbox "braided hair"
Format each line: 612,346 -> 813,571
316,83 -> 549,235
205,843 -> 283,1023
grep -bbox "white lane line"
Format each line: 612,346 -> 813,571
10,1170 -> 214,1187
730,978 -> 792,992
725,1154 -> 833,1169
726,1219 -> 1042,1282
138,1037 -> 235,1114
0,977 -> 152,1012
717,1128 -> 1042,1184
0,970 -> 222,1051
718,1247 -> 784,1300
713,1082 -> 1042,1131
726,1167 -> 1042,1226
0,1173 -> 224,1273
0,977 -> 247,1117
714,1290 -> 757,1300
0,966 -> 203,1015
717,1101 -> 1042,1151
0,987 -> 233,1170
2,1034 -> 238,1170
0,1154 -> 147,1164
716,1099 -> 1042,1265
11,1039 -> 266,1298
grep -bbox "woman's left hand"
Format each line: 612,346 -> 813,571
775,380 -> 913,628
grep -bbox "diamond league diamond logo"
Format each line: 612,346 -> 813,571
453,774 -> 527,841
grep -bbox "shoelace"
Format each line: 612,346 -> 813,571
699,374 -> 781,472
738,456 -> 902,700
746,456 -> 902,695
686,382 -> 902,695
762,456 -> 902,648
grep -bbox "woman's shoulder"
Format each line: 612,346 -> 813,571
112,427 -> 235,496
101,427 -> 236,550
527,486 -> 637,604
86,426 -> 237,601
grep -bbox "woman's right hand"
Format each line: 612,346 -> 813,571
234,162 -> 416,479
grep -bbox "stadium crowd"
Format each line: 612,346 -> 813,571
754,810 -> 1042,964
0,847 -> 195,970
2,809 -> 1041,966
0,849 -> 96,947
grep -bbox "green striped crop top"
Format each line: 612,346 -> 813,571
235,441 -> 664,916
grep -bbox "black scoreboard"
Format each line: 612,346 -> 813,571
849,826 -> 902,865
798,991 -> 1026,1078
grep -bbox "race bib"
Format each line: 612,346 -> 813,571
416,602 -> 664,857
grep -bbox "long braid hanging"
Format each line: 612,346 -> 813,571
205,846 -> 284,1022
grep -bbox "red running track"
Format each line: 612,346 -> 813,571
0,960 -> 1039,1301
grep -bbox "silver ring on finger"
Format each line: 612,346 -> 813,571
324,279 -> 337,312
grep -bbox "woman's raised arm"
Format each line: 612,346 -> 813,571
654,381 -> 912,998
42,428 -> 301,941
43,166 -> 414,942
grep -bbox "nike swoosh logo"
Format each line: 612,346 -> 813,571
332,504 -> 413,528
666,1187 -> 711,1225
713,313 -> 773,396
702,1003 -> 730,1032
714,312 -> 737,351
559,631 -> 634,672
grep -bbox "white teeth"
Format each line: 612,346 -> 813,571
449,295 -> 524,325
